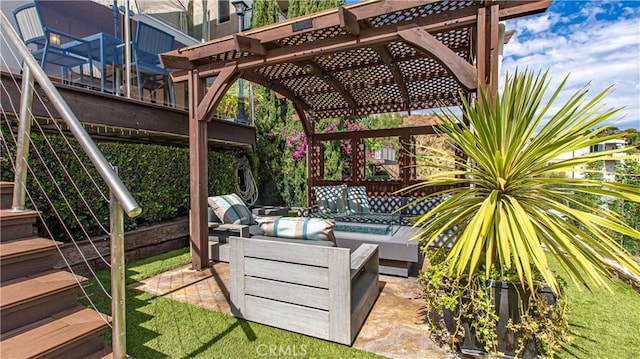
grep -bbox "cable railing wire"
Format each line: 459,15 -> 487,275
0,63 -> 112,267
0,33 -> 128,313
0,131 -> 113,328
1,100 -> 112,298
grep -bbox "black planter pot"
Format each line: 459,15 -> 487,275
441,280 -> 556,359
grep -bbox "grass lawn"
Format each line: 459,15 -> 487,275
82,248 -> 640,358
550,257 -> 640,359
82,248 -> 382,359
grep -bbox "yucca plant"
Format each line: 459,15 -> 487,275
409,70 -> 640,295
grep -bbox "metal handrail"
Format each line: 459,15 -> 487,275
1,12 -> 141,218
3,12 -> 136,359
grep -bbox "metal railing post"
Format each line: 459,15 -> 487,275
12,66 -> 34,211
110,185 -> 126,359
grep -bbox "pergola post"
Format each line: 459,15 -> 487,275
477,4 -> 501,99
399,132 -> 413,188
306,136 -> 314,206
188,69 -> 209,270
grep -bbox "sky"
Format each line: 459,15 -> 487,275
500,0 -> 640,130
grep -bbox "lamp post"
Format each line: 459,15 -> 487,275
232,0 -> 249,124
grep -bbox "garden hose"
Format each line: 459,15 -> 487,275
237,156 -> 258,205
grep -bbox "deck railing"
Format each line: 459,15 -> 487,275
1,12 -> 141,359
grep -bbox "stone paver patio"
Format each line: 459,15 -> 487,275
131,261 -> 455,359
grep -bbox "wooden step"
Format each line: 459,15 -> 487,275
0,306 -> 110,359
0,237 -> 61,281
1,270 -> 87,334
0,209 -> 38,242
0,182 -> 13,210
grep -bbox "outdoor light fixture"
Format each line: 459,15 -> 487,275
231,1 -> 249,15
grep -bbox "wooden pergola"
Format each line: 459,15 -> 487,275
160,0 -> 550,270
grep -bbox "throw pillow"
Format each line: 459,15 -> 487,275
255,216 -> 336,244
207,193 -> 253,225
346,186 -> 370,214
313,185 -> 347,214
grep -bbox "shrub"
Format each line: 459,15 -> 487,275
1,129 -> 239,241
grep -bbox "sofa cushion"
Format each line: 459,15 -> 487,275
367,196 -> 403,213
346,186 -> 370,214
255,216 -> 336,244
208,193 -> 253,225
313,185 -> 347,214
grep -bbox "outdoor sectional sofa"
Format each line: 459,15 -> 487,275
306,185 -> 444,276
205,189 -> 445,276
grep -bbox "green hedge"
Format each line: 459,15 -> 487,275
1,130 -> 239,241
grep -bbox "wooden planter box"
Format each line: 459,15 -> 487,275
54,216 -> 189,276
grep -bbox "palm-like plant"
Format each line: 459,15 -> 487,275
410,70 -> 640,294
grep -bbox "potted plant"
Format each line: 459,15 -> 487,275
408,70 -> 640,358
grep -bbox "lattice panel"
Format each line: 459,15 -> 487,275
435,28 -> 471,50
336,65 -> 394,88
367,0 -> 475,28
277,26 -> 346,47
411,93 -> 463,110
355,139 -> 366,181
388,42 -> 419,59
256,63 -> 306,80
312,99 -> 408,119
310,142 -> 324,183
304,91 -> 349,110
409,76 -> 462,100
314,108 -> 352,119
281,75 -> 331,96
352,84 -> 401,106
315,48 -> 381,71
398,57 -> 447,80
207,50 -> 249,62
357,102 -> 406,116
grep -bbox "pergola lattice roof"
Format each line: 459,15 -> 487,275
161,0 -> 549,135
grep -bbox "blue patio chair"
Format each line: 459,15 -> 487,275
13,2 -> 94,85
132,22 -> 175,106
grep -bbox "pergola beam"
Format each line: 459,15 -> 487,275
314,125 -> 436,142
338,7 -> 360,36
195,65 -> 238,122
398,27 -> 477,92
298,60 -> 358,111
373,45 -> 410,110
242,71 -> 314,135
234,34 -> 266,55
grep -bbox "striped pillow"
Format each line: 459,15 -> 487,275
313,185 -> 347,214
346,186 -> 370,214
207,194 -> 253,225
255,216 -> 336,244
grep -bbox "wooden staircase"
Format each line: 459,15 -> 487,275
0,181 -> 113,358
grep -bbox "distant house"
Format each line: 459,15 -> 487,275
554,138 -> 627,181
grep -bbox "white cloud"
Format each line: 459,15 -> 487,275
517,13 -> 561,34
501,5 -> 640,130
